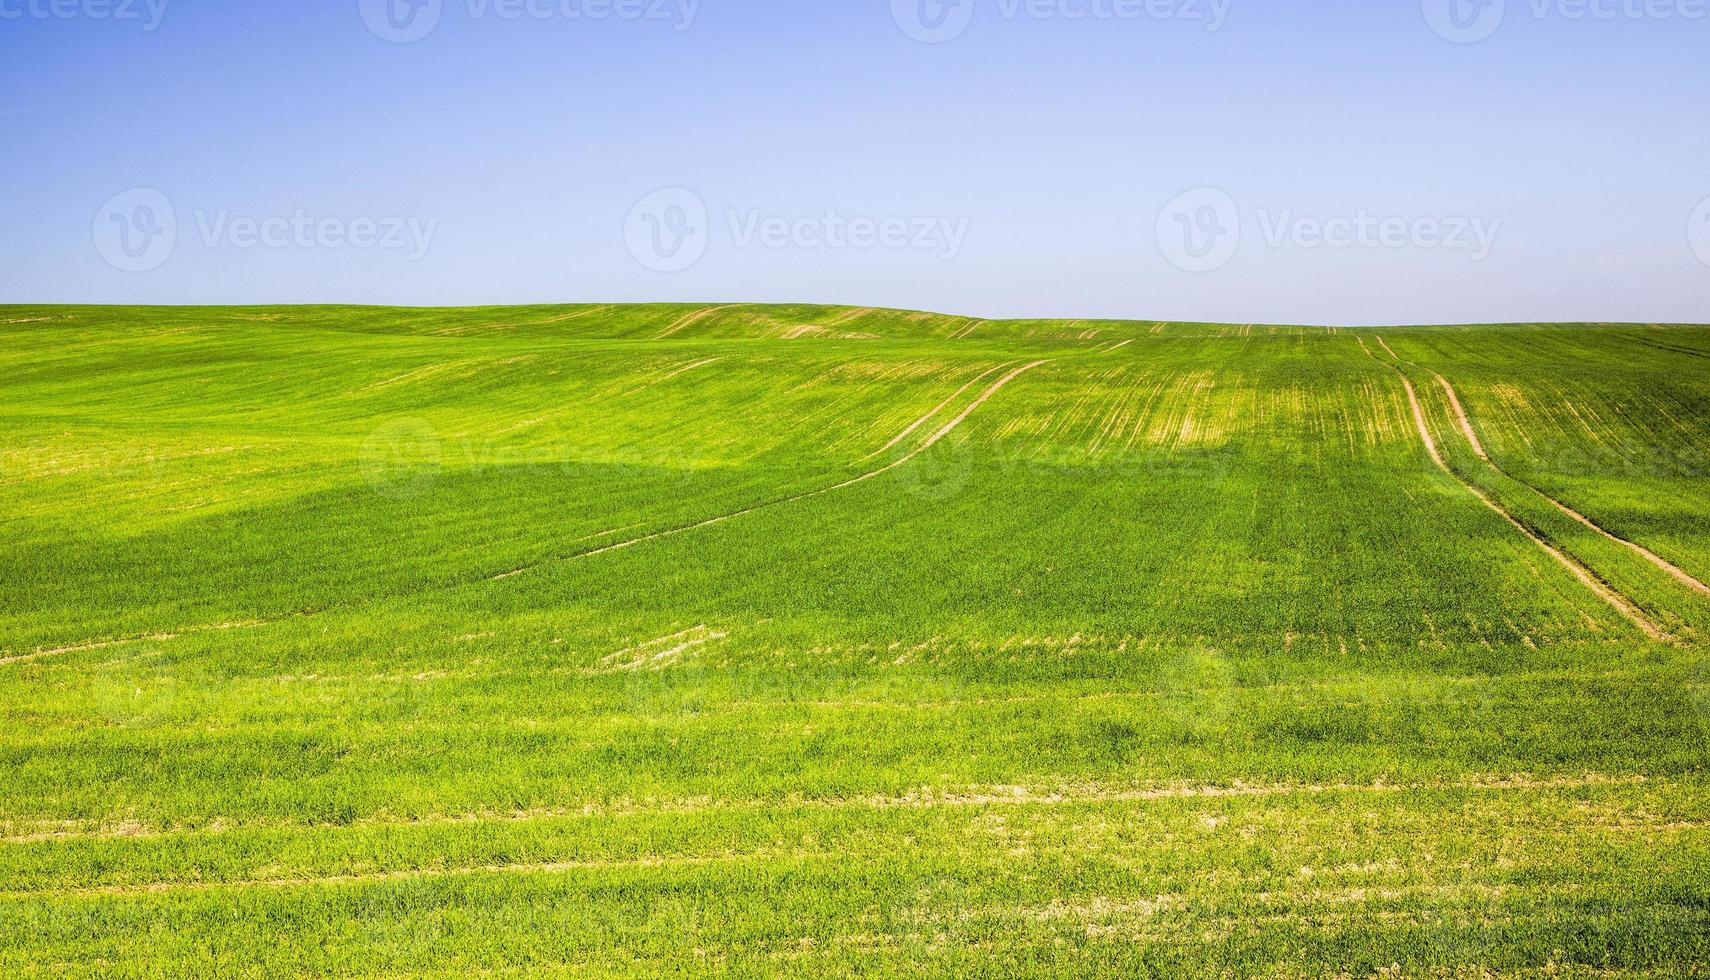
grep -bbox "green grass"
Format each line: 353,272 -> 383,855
1,305 -> 1707,977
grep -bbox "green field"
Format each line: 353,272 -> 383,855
2,304 -> 1707,977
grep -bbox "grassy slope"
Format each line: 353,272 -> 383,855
0,305 -> 1706,977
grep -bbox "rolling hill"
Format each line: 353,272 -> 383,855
2,304 -> 1707,977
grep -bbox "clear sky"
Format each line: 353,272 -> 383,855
3,0 -> 1708,324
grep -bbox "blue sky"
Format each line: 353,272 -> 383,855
2,0 -> 1708,324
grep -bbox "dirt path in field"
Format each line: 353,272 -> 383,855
0,620 -> 269,669
618,357 -> 724,397
1627,334 -> 1710,362
1359,341 -> 1668,641
654,305 -> 736,339
912,361 -> 1047,451
821,307 -> 874,328
1374,336 -> 1411,363
1430,373 -> 1710,599
16,852 -> 787,898
1434,376 -> 1490,460
1394,347 -> 1710,601
591,625 -> 727,674
532,306 -> 612,324
492,361 -> 1050,578
861,362 -> 1014,461
1540,496 -> 1710,598
496,305 -> 616,327
355,360 -> 463,393
2,774 -> 1651,860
